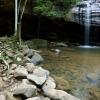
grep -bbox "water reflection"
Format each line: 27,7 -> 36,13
42,47 -> 100,100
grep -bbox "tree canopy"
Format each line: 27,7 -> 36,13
33,0 -> 79,19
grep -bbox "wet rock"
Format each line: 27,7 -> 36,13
51,49 -> 61,54
55,42 -> 68,47
22,45 -> 29,55
27,49 -> 34,58
27,74 -> 46,85
42,77 -> 56,91
33,67 -> 49,77
25,63 -> 36,73
96,79 -> 100,88
43,89 -> 80,100
86,73 -> 100,84
30,52 -> 44,65
14,66 -> 28,78
13,79 -> 37,98
26,96 -> 50,100
53,76 -> 70,90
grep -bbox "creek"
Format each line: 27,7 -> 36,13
41,46 -> 100,100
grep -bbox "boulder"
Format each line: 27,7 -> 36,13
27,49 -> 34,58
55,42 -> 68,47
96,79 -> 100,88
13,79 -> 37,98
27,74 -> 47,85
42,77 -> 56,91
86,73 -> 100,84
11,64 -> 17,70
0,94 -> 6,100
26,96 -> 50,100
25,63 -> 36,73
33,67 -> 49,77
0,77 -> 5,89
14,66 -> 28,78
30,52 -> 44,65
43,89 -> 80,100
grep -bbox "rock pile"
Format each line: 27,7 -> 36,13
0,62 -> 80,100
0,43 -> 80,100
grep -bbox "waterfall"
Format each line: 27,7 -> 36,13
84,3 -> 91,46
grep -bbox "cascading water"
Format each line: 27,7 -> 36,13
71,0 -> 100,48
84,3 -> 91,46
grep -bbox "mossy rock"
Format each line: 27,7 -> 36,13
25,39 -> 48,49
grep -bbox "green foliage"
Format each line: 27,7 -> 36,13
33,0 -> 79,19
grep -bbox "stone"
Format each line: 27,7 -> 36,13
43,89 -> 80,100
51,49 -> 61,54
14,66 -> 28,78
16,57 -> 22,62
86,73 -> 100,84
2,77 -> 8,81
96,79 -> 100,88
6,51 -> 14,57
26,96 -> 50,100
0,77 -> 4,89
22,46 -> 30,56
13,79 -> 37,98
22,79 -> 33,85
25,63 -> 36,73
42,77 -> 56,91
30,52 -> 44,65
55,42 -> 68,47
27,74 -> 46,85
0,94 -> 6,100
5,91 -> 22,100
33,67 -> 49,77
8,70 -> 15,75
53,76 -> 70,90
27,49 -> 34,58
11,64 -> 17,70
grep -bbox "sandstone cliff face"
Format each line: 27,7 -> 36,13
70,0 -> 100,26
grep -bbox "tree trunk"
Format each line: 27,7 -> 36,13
14,0 -> 18,36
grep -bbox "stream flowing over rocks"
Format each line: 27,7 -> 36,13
0,43 -> 80,100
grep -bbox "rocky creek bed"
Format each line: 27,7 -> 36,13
0,37 -> 80,100
42,47 -> 100,100
0,37 -> 100,100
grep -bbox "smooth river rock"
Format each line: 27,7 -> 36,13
13,79 -> 37,98
27,74 -> 47,85
26,96 -> 50,100
33,67 -> 50,78
14,66 -> 28,78
43,89 -> 80,100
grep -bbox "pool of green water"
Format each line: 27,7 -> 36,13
41,46 -> 100,100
